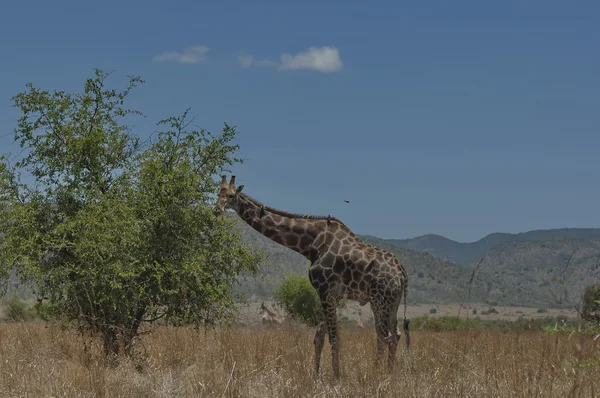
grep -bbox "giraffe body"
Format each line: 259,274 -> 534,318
215,176 -> 410,378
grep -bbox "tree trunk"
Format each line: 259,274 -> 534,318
102,327 -> 120,366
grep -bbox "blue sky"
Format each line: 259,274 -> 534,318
0,0 -> 598,242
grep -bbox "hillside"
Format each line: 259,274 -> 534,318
235,225 -> 600,309
3,218 -> 599,310
383,228 -> 600,264
464,237 -> 600,308
236,223 -> 477,305
234,220 -> 476,303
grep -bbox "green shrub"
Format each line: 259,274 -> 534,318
581,284 -> 600,325
482,307 -> 499,315
3,295 -> 37,321
429,308 -> 437,314
273,274 -> 321,326
544,320 -> 600,371
32,300 -> 54,321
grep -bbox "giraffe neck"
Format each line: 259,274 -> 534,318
261,304 -> 277,318
234,193 -> 327,260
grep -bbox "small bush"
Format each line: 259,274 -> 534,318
482,307 -> 499,315
3,295 -> 37,321
429,308 -> 437,314
581,284 -> 600,325
273,274 -> 321,326
32,300 -> 54,321
537,308 -> 548,313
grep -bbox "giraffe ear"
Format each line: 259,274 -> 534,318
236,185 -> 244,193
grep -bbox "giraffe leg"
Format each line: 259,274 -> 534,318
387,298 -> 403,371
313,317 -> 327,377
321,297 -> 340,379
308,264 -> 330,378
371,302 -> 390,369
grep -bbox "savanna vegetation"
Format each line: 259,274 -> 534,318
0,69 -> 264,358
0,319 -> 598,397
1,68 -> 599,397
273,273 -> 322,327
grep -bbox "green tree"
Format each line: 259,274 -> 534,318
0,69 -> 263,358
273,274 -> 321,326
581,284 -> 600,325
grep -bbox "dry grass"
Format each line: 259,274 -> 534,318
0,321 -> 598,397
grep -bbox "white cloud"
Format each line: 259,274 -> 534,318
278,46 -> 343,73
237,46 -> 343,73
237,54 -> 274,68
238,54 -> 255,68
153,45 -> 209,64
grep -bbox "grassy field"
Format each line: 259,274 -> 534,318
0,321 -> 598,397
236,300 -> 579,327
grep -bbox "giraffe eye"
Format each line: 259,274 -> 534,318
227,193 -> 235,198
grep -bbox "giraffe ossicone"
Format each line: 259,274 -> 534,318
214,175 -> 410,378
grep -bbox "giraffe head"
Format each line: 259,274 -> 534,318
214,175 -> 244,215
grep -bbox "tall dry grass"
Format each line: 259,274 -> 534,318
0,321 -> 598,397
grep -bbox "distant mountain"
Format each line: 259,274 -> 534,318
463,237 -> 600,308
3,217 -> 599,310
235,223 -> 474,305
382,228 -> 600,264
235,225 -> 600,309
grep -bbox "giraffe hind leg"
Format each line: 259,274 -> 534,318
371,299 -> 390,368
386,297 -> 403,371
402,278 -> 410,350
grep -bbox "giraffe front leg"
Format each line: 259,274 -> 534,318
375,331 -> 387,369
313,317 -> 326,377
321,297 -> 340,379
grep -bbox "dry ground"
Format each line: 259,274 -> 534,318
0,321 -> 598,397
0,299 -> 575,326
237,300 -> 578,327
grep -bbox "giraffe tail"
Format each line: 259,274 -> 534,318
403,281 -> 410,350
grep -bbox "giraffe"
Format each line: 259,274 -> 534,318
355,304 -> 366,329
259,301 -> 283,327
214,175 -> 410,378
